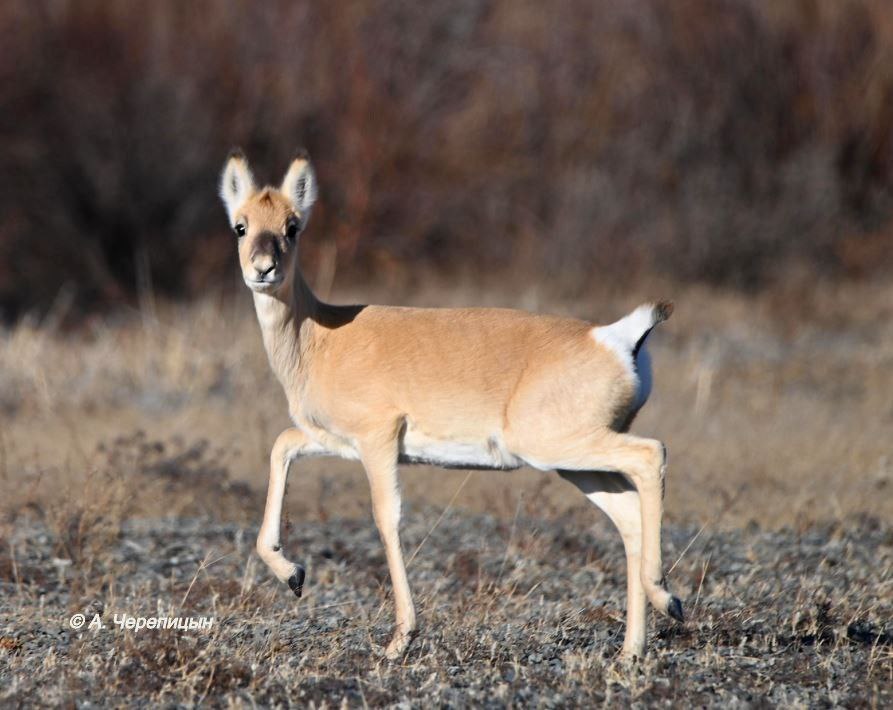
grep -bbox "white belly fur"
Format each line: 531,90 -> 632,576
400,426 -> 523,470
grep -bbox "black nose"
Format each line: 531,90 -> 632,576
257,263 -> 275,277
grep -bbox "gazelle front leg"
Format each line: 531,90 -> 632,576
359,434 -> 416,660
257,427 -> 323,596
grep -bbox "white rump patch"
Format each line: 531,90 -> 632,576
591,305 -> 655,356
591,303 -> 658,410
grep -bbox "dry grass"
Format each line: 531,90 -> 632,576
2,279 -> 891,528
0,509 -> 890,705
1,280 -> 892,704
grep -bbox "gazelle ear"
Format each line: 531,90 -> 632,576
280,150 -> 317,222
219,149 -> 256,225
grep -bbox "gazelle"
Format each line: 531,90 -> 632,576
219,149 -> 683,660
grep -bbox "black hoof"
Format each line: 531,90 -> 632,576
287,567 -> 305,598
667,596 -> 684,623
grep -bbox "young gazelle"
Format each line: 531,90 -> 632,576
219,150 -> 683,659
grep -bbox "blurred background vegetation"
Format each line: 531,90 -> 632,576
1,0 -> 892,320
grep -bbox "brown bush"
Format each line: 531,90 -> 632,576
1,0 -> 891,319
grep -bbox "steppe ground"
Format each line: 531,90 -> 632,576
1,279 -> 891,706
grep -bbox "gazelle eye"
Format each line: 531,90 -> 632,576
235,223 -> 246,238
286,219 -> 300,239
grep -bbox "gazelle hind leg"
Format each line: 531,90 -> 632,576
604,435 -> 680,620
557,470 -> 647,658
256,428 -> 324,595
526,432 -> 682,622
359,436 -> 417,660
636,439 -> 683,622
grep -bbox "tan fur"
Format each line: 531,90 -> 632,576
219,152 -> 681,660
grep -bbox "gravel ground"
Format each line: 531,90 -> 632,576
1,510 -> 891,706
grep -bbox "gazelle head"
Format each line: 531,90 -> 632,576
219,149 -> 317,294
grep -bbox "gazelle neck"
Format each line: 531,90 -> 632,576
252,264 -> 319,390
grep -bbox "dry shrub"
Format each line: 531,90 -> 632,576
2,431 -> 256,589
44,466 -> 134,569
1,0 -> 892,319
93,431 -> 256,521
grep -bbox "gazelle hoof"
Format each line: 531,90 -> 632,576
287,567 -> 305,598
619,649 -> 644,664
667,596 -> 684,623
383,628 -> 417,661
